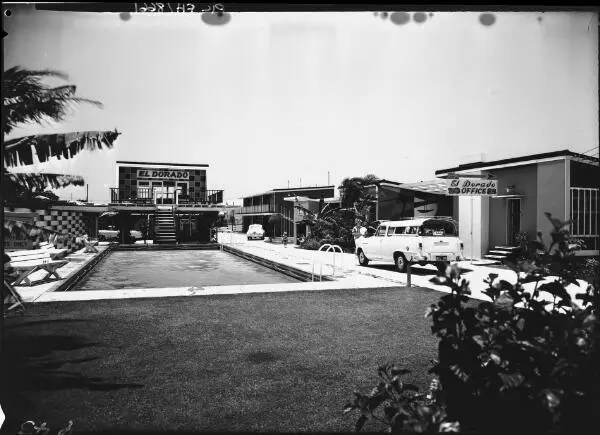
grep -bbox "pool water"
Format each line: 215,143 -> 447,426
75,250 -> 300,290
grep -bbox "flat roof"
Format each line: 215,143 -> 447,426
243,185 -> 335,199
435,149 -> 599,176
116,161 -> 209,168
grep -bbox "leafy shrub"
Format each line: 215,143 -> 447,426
345,213 -> 600,433
300,237 -> 322,250
16,419 -> 73,435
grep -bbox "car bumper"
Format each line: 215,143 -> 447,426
414,253 -> 464,262
247,234 -> 264,239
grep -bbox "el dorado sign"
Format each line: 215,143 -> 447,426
446,178 -> 498,196
137,169 -> 190,180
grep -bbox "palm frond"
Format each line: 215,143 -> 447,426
4,172 -> 85,193
2,66 -> 103,135
4,129 -> 121,167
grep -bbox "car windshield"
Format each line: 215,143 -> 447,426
249,225 -> 262,230
420,220 -> 458,236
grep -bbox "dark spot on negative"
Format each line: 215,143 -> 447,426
247,351 -> 277,363
479,13 -> 496,26
380,12 -> 389,20
413,12 -> 427,23
429,12 -> 434,18
201,11 -> 231,26
538,16 -> 543,22
390,11 -> 411,26
119,12 -> 131,21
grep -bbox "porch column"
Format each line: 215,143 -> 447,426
458,196 -> 490,260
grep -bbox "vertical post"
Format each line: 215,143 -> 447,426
407,261 -> 412,288
86,184 -> 89,202
470,196 -> 474,264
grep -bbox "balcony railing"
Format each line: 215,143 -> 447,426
109,188 -> 224,205
239,204 -> 277,214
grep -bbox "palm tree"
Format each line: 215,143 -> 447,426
339,174 -> 380,222
2,66 -> 121,199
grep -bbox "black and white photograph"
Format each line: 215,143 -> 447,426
1,4 -> 599,434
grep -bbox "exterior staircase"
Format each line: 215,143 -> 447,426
482,245 -> 520,264
155,207 -> 177,244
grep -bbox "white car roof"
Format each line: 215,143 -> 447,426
379,218 -> 457,227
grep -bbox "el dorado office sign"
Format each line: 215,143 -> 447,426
137,169 -> 190,180
446,178 -> 498,196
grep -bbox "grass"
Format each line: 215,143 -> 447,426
2,286 -> 444,433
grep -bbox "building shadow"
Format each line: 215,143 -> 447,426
1,321 -> 144,431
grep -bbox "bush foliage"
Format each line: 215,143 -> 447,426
345,213 -> 599,433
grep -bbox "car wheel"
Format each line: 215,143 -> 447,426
357,250 -> 369,266
394,253 -> 407,272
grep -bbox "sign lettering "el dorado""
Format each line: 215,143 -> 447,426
446,178 -> 498,196
137,169 -> 190,180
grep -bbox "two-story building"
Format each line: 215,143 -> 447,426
240,186 -> 336,237
108,161 -> 225,243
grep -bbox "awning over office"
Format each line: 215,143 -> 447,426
394,179 -> 450,195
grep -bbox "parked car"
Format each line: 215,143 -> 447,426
354,218 -> 465,272
246,224 -> 265,240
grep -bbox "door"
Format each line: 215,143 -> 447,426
152,181 -> 164,205
176,182 -> 189,204
507,199 -> 521,246
371,225 -> 388,260
379,226 -> 396,262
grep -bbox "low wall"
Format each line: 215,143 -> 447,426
4,207 -> 95,253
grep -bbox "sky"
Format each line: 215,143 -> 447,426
3,7 -> 598,204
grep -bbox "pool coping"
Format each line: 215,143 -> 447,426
44,243 -> 334,299
221,244 -> 335,282
53,244 -> 116,292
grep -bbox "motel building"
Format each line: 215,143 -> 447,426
239,186 -> 336,239
107,161 -> 226,243
331,149 -> 598,263
4,161 -> 228,251
434,150 -> 599,260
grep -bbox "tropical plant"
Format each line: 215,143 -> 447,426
345,213 -> 599,433
339,174 -> 380,223
268,213 -> 281,238
2,66 -> 121,204
295,201 -> 355,251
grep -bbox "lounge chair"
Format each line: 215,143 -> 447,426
38,241 -> 69,259
6,251 -> 68,287
3,279 -> 25,315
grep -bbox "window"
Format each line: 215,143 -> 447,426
393,226 -> 407,235
571,187 -> 599,250
376,226 -> 387,236
387,227 -> 396,236
420,220 -> 458,237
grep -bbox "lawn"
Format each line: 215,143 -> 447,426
1,286 -> 443,433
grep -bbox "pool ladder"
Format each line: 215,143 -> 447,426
311,244 -> 344,282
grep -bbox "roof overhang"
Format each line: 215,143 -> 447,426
436,150 -> 599,177
392,180 -> 450,195
117,161 -> 209,169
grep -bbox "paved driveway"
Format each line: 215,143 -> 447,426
218,232 -> 589,305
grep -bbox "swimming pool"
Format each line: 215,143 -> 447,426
74,250 -> 300,290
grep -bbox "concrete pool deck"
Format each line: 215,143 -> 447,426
15,233 -> 590,304
13,244 -> 112,302
216,233 -> 590,306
